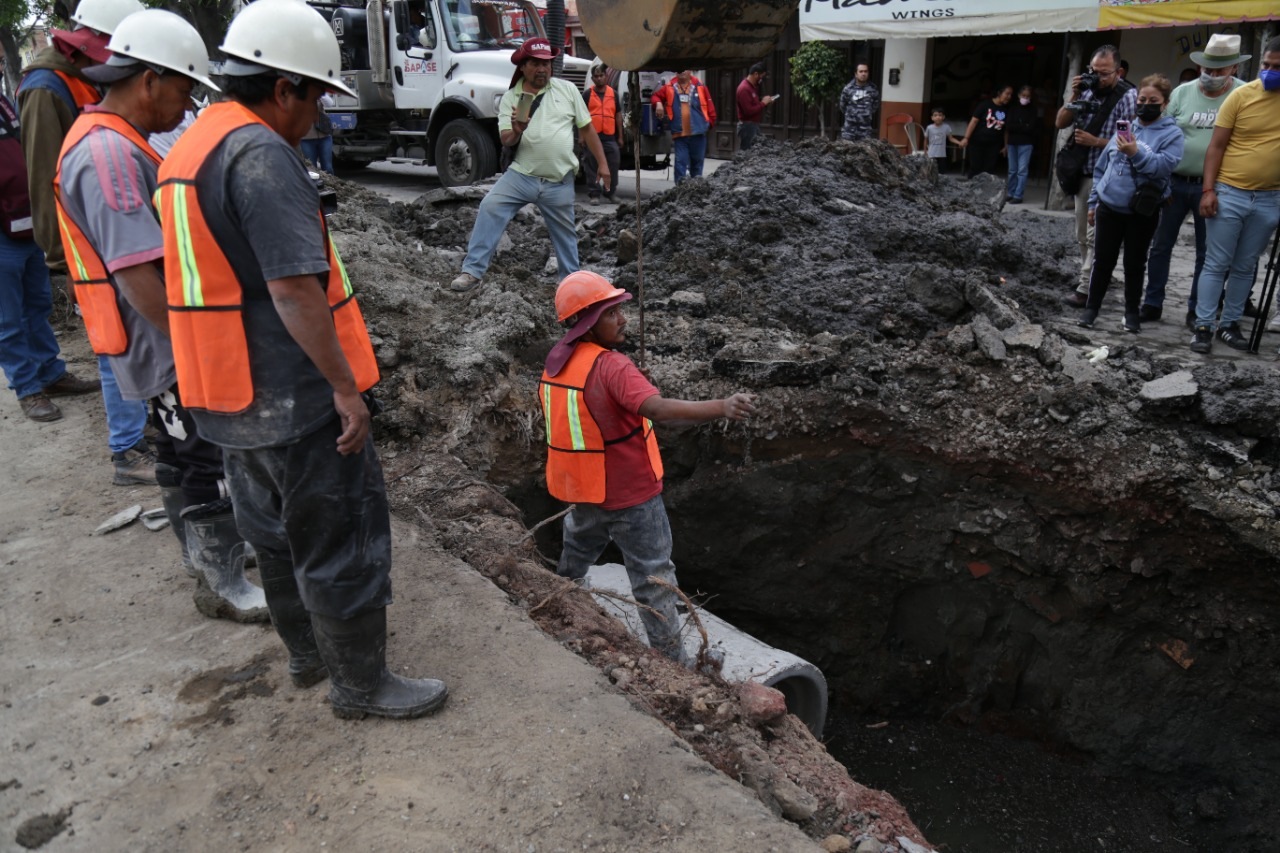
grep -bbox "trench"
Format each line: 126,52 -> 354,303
494,425 -> 1280,853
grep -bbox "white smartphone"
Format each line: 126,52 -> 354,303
514,92 -> 534,123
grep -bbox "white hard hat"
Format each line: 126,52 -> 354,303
91,10 -> 220,91
219,0 -> 356,97
70,0 -> 145,35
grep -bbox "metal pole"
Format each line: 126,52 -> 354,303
1246,227 -> 1279,354
631,69 -> 646,369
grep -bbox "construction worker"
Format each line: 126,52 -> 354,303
53,9 -> 268,624
582,63 -> 620,204
540,272 -> 756,664
652,71 -> 717,184
156,0 -> 447,718
18,0 -> 154,484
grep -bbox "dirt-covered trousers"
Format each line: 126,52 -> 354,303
222,417 -> 393,619
557,493 -> 684,661
150,386 -> 225,507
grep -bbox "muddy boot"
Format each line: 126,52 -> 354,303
155,463 -> 196,578
257,550 -> 327,688
182,499 -> 269,623
311,609 -> 447,720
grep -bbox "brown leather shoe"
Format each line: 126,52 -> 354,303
20,393 -> 63,422
44,371 -> 101,396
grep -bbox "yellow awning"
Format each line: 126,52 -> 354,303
1100,0 -> 1278,30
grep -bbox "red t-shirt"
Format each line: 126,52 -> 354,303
583,350 -> 662,510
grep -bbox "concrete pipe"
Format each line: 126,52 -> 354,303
585,564 -> 828,737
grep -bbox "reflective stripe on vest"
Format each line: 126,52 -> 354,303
55,70 -> 101,110
155,101 -> 379,414
588,87 -> 616,137
538,342 -> 663,504
52,111 -> 161,355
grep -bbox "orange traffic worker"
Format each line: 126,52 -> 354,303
539,271 -> 755,664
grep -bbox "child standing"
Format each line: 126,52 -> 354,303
923,108 -> 962,173
539,272 -> 756,665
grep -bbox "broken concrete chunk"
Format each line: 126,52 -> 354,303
543,255 -> 559,276
711,340 -> 835,386
821,197 -> 857,215
905,266 -> 966,320
1139,370 -> 1198,403
1059,347 -> 1100,385
95,504 -> 142,535
943,323 -> 975,355
420,185 -> 488,206
140,508 -> 170,531
970,314 -> 1007,362
617,229 -> 638,264
667,290 -> 708,316
897,837 -> 936,853
964,279 -> 1023,329
1001,322 -> 1044,352
772,778 -> 818,821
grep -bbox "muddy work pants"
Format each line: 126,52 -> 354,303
150,386 -> 224,507
223,417 -> 392,619
557,494 -> 685,662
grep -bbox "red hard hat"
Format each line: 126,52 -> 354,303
554,271 -> 626,322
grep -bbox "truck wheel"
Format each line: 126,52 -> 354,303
435,119 -> 497,187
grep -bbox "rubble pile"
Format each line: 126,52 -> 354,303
326,137 -> 1280,851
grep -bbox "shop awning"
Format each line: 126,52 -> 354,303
799,0 -> 1276,41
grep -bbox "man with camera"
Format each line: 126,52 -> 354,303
1056,46 -> 1137,308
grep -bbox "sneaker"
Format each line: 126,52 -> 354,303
19,393 -> 62,422
112,440 -> 158,486
447,272 -> 482,294
1138,304 -> 1162,322
1217,322 -> 1250,351
1076,308 -> 1098,328
588,195 -> 599,206
1122,313 -> 1140,333
1244,298 -> 1261,319
1007,197 -> 1022,204
1190,325 -> 1213,354
1063,291 -> 1088,308
43,371 -> 100,396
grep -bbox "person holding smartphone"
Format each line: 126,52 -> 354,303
736,61 -> 776,152
1077,74 -> 1182,333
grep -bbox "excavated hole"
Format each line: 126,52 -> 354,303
488,429 -> 1280,853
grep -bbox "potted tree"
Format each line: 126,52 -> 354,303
789,41 -> 846,139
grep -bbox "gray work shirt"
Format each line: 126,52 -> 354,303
58,111 -> 176,400
187,124 -> 338,451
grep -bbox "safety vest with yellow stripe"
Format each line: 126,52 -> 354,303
53,110 -> 161,355
153,101 -> 379,414
539,342 -> 663,504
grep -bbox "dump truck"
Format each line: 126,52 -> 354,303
312,0 -> 591,186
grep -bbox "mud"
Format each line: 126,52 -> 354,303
327,137 -> 1280,851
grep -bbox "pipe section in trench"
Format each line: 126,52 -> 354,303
585,563 -> 829,736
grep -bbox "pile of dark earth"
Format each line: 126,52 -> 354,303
327,136 -> 1280,852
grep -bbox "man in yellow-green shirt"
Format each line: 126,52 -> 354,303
1190,36 -> 1280,353
448,37 -> 610,294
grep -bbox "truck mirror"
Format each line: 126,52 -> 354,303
392,1 -> 410,36
396,33 -> 409,50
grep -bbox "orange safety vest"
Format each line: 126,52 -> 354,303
539,342 -> 663,504
55,70 -> 101,110
53,111 -> 161,355
153,101 -> 379,414
587,86 -> 617,137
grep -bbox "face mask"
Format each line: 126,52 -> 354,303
1019,97 -> 1031,106
1136,104 -> 1163,122
1200,72 -> 1231,93
1261,70 -> 1280,92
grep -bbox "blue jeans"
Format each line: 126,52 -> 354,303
462,169 -> 578,281
0,232 -> 65,399
1195,183 -> 1280,330
300,136 -> 333,174
672,134 -> 707,184
557,493 -> 685,663
1005,144 -> 1032,201
99,355 -> 147,454
1144,177 -> 1205,311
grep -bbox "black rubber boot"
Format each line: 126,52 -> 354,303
311,609 -> 448,720
256,549 -> 327,688
183,499 -> 269,623
155,463 -> 195,578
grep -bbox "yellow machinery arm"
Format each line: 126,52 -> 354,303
577,0 -> 797,71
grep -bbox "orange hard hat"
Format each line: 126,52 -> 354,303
554,271 -> 626,323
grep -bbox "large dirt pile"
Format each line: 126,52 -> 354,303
328,137 -> 1280,852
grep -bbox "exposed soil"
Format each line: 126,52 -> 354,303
326,137 -> 1280,851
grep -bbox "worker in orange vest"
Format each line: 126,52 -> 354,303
539,271 -> 756,664
156,0 -> 447,721
652,70 -> 717,184
54,9 -> 271,625
582,63 -> 621,204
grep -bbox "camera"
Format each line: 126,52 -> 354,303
1065,99 -> 1099,118
1079,70 -> 1101,92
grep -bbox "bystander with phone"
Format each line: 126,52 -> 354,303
736,61 -> 776,152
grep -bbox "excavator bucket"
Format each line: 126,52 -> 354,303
577,0 -> 796,72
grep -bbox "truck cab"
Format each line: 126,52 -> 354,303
315,0 -> 589,186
